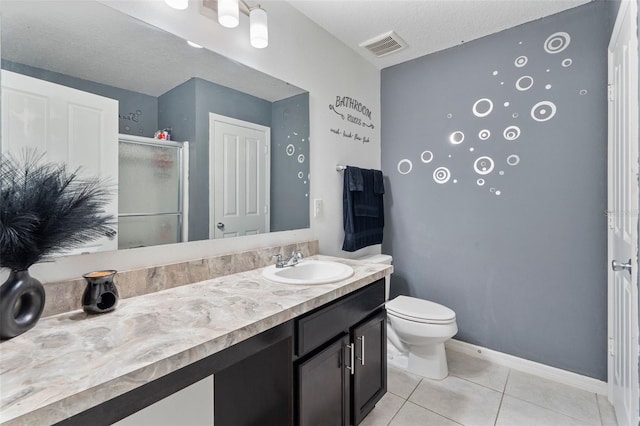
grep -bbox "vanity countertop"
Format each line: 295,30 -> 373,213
0,255 -> 392,425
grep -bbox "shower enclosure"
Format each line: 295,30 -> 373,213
118,135 -> 189,250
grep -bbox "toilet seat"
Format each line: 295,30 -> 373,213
386,296 -> 456,325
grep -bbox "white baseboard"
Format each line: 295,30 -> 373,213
445,339 -> 608,396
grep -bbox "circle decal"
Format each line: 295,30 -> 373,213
562,58 -> 572,67
544,32 -> 571,54
503,125 -> 521,141
297,154 -> 305,163
545,84 -> 552,90
421,151 -> 434,163
515,56 -> 528,67
397,159 -> 413,175
507,154 -> 520,166
473,98 -> 494,117
449,131 -> 465,145
516,75 -> 534,91
477,178 -> 485,186
531,101 -> 557,122
433,167 -> 451,184
447,113 -> 453,119
479,129 -> 491,140
298,171 -> 304,179
504,102 -> 510,107
469,147 -> 475,152
492,70 -> 499,76
512,113 -> 519,118
474,156 -> 495,175
286,144 -> 295,156
579,89 -> 588,95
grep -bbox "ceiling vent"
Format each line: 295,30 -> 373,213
359,31 -> 407,58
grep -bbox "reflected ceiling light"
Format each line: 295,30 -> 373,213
218,0 -> 239,28
187,40 -> 203,48
249,6 -> 268,49
164,0 -> 188,10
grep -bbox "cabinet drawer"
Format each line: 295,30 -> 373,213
296,279 -> 384,357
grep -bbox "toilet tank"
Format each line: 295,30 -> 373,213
357,254 -> 393,300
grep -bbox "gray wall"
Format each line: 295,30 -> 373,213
381,2 -> 609,380
271,92 -> 310,232
2,60 -> 158,137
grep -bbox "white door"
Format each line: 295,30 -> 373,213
209,114 -> 270,239
607,1 -> 639,425
1,70 -> 119,254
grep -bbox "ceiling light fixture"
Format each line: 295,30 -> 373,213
218,0 -> 239,28
164,0 -> 189,10
249,6 -> 268,49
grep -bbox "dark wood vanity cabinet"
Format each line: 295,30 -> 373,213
295,279 -> 387,426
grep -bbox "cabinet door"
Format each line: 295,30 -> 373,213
297,334 -> 351,426
352,310 -> 387,425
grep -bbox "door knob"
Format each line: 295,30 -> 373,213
216,222 -> 225,229
612,259 -> 632,274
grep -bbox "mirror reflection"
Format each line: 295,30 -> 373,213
0,1 -> 310,253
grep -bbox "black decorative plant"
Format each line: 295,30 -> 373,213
0,150 -> 116,339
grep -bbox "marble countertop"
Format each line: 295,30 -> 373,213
0,255 -> 391,425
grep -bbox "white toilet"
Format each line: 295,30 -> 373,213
358,254 -> 458,380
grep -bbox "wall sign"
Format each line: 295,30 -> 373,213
329,95 -> 375,143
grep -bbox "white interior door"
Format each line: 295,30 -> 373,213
209,114 -> 270,239
1,70 -> 119,254
607,1 -> 639,425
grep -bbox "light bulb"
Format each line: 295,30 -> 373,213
250,7 -> 268,49
218,0 -> 239,28
164,0 -> 188,10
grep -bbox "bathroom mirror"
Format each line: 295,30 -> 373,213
0,0 -> 310,253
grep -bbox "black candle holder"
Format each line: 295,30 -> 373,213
82,270 -> 119,314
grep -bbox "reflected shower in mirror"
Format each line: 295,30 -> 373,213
0,0 -> 310,253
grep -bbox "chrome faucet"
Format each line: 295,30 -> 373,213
273,250 -> 304,268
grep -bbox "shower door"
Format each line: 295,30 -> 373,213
118,135 -> 189,249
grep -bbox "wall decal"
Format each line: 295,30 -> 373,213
297,154 -> 305,163
286,144 -> 295,156
393,29 -> 584,195
515,56 -> 528,67
298,171 -> 304,179
449,131 -> 465,144
503,126 -> 521,141
421,151 -> 434,163
397,159 -> 413,175
433,167 -> 451,184
328,95 -> 375,143
472,98 -> 494,117
544,32 -> 571,54
530,101 -> 557,122
515,75 -> 534,91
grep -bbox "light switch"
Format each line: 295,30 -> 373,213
314,199 -> 323,218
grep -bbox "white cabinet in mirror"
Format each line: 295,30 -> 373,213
0,0 -> 310,256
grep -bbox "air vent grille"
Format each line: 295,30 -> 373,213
359,31 -> 407,58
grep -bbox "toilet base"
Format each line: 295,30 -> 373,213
407,342 -> 449,380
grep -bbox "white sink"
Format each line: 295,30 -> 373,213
262,260 -> 354,285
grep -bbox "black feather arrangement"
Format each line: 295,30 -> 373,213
0,151 -> 117,271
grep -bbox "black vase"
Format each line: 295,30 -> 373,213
82,270 -> 119,314
0,269 -> 46,340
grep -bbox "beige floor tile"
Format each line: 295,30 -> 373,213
505,370 -> 600,425
597,394 -> 619,426
408,375 -> 502,426
360,392 -> 405,426
496,395 -> 590,426
388,365 -> 422,399
390,401 -> 461,426
446,350 -> 510,392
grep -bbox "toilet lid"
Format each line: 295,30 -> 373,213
386,296 -> 456,324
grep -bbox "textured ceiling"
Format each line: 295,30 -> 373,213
287,0 -> 592,69
0,1 -> 305,101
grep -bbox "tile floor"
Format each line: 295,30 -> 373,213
361,350 -> 619,426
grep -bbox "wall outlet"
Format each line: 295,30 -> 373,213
314,199 -> 323,218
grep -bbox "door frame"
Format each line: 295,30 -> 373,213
607,0 -> 640,423
208,113 -> 271,239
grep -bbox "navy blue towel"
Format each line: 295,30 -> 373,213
342,166 -> 384,252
